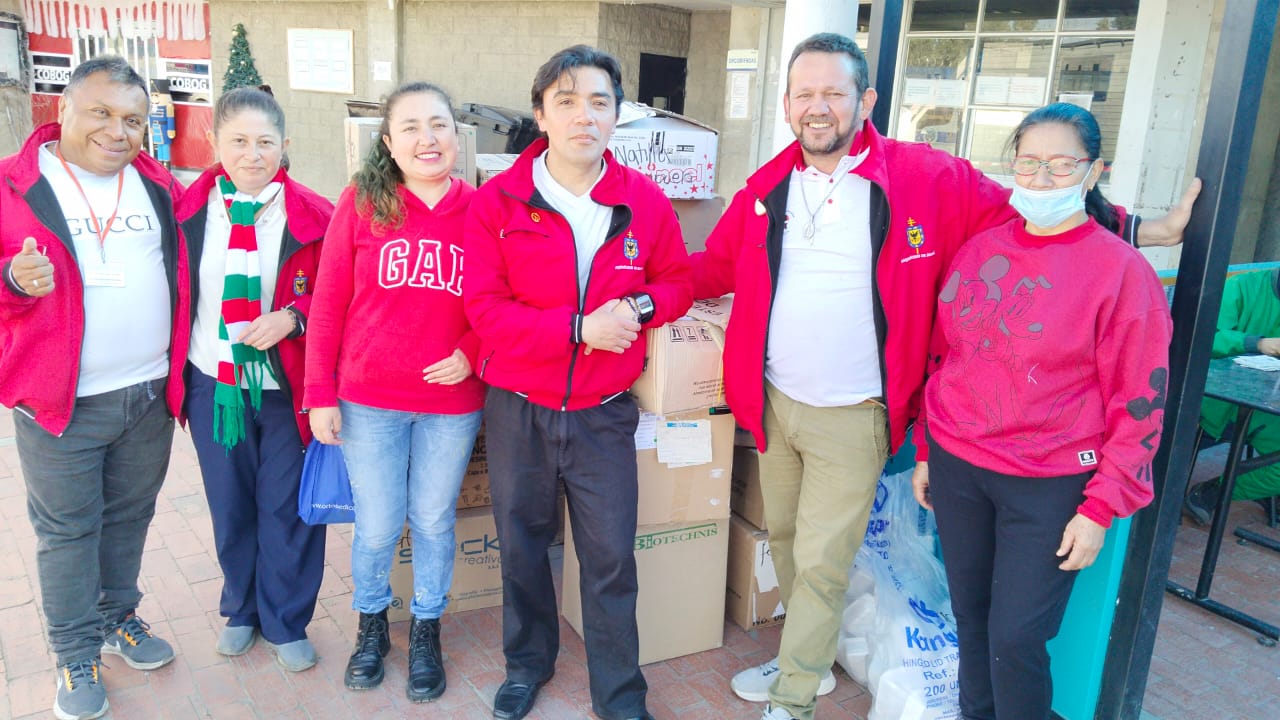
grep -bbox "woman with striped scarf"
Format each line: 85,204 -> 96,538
175,87 -> 334,673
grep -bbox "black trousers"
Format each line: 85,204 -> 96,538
928,437 -> 1089,720
484,387 -> 647,720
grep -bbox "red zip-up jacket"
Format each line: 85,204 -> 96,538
464,138 -> 693,411
0,123 -> 190,436
691,120 -> 1014,453
175,165 -> 333,445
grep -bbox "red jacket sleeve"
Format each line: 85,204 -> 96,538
302,188 -> 358,409
690,188 -> 751,301
0,257 -> 38,318
963,161 -> 1020,241
636,187 -> 692,327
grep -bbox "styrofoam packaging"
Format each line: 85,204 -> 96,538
837,635 -> 870,686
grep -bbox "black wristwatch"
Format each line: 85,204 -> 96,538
626,292 -> 655,323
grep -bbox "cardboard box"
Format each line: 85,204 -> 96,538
671,197 -> 726,253
343,117 -> 381,181
388,506 -> 502,622
454,122 -> 477,185
457,425 -> 490,510
727,514 -> 784,630
635,409 -> 734,525
476,153 -> 518,185
608,101 -> 718,199
631,318 -> 724,416
562,515 -> 729,665
342,118 -> 476,185
731,446 -> 767,531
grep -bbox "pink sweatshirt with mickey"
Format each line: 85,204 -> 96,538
922,218 -> 1171,528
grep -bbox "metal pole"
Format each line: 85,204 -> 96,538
868,0 -> 904,133
1097,0 -> 1280,716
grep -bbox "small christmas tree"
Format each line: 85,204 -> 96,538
222,23 -> 263,93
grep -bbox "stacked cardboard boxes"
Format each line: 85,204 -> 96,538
562,309 -> 734,664
725,398 -> 784,630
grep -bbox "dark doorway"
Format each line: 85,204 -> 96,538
638,52 -> 687,114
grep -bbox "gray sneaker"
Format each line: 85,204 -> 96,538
266,638 -> 318,672
101,612 -> 175,670
53,658 -> 108,720
216,625 -> 257,656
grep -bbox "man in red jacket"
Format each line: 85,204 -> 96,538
691,33 -> 1196,720
465,46 -> 690,720
0,56 -> 189,720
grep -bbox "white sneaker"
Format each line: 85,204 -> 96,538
730,656 -> 837,703
761,704 -> 798,720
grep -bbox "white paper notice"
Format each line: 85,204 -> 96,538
1233,355 -> 1280,371
934,79 -> 967,108
1007,76 -> 1047,106
974,75 -> 1010,105
635,411 -> 660,450
903,78 -> 934,105
1058,92 -> 1094,110
728,72 -> 751,119
656,418 -> 713,467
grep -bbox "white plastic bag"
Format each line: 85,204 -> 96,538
859,470 -> 961,720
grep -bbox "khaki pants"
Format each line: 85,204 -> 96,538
758,383 -> 888,720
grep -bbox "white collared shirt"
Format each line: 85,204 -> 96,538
39,142 -> 170,397
532,152 -> 611,305
766,150 -> 883,407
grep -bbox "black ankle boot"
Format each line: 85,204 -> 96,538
406,617 -> 445,701
344,609 -> 390,690
1183,480 -> 1223,526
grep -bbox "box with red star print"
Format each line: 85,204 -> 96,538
608,101 -> 719,199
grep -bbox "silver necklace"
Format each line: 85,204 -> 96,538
798,168 -> 850,242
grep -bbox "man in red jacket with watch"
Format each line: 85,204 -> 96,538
464,45 -> 690,720
691,33 -> 1197,720
0,56 -> 190,720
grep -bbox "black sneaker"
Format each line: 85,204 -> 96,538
53,657 -> 108,720
102,611 -> 175,670
344,609 -> 390,690
1183,481 -> 1223,526
406,617 -> 445,702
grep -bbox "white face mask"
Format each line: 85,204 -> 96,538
1009,177 -> 1088,229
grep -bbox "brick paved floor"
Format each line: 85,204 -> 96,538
1,414 -> 1276,719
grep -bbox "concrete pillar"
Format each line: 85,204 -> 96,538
1243,18 -> 1280,263
715,5 -> 770,196
366,0 -> 401,101
770,0 -> 862,154
1110,0 -> 1218,270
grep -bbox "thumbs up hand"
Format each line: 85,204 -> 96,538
9,237 -> 54,297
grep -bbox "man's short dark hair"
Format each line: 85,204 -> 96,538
66,55 -> 147,96
530,45 -> 625,117
786,33 -> 870,95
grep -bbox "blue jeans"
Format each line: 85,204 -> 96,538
339,400 -> 482,619
15,378 -> 174,666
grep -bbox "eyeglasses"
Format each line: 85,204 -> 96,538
1011,155 -> 1092,177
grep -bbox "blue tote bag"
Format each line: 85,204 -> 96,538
298,440 -> 356,525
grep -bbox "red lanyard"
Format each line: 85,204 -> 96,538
55,142 -> 124,261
